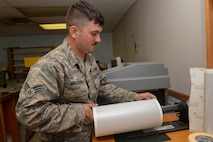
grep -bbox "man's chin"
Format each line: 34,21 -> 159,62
90,47 -> 96,52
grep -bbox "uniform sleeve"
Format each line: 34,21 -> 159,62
15,61 -> 86,133
98,69 -> 137,104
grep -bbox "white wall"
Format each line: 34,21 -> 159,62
92,33 -> 113,64
113,0 -> 206,94
0,33 -> 113,67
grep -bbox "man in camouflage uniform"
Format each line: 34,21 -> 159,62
15,0 -> 156,141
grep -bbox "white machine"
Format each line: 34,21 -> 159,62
102,62 -> 170,91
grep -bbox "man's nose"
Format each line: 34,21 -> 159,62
96,34 -> 101,43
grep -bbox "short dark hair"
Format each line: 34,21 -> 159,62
65,0 -> 104,31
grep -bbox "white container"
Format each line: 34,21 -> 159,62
204,69 -> 213,134
116,57 -> 122,66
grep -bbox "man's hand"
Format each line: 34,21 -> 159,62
83,103 -> 98,125
134,92 -> 157,101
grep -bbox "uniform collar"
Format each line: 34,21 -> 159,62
62,38 -> 94,68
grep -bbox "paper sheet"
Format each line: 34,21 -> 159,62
93,99 -> 163,137
189,68 -> 205,132
189,68 -> 213,133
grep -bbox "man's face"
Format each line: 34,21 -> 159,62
75,20 -> 103,57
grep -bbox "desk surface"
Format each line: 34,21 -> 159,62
0,80 -> 22,142
0,80 -> 23,94
92,113 -> 191,142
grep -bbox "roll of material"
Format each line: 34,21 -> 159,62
188,132 -> 213,142
204,70 -> 213,134
93,99 -> 163,137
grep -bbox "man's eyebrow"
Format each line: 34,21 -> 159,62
91,30 -> 101,34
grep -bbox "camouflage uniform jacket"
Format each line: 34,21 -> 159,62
15,39 -> 136,142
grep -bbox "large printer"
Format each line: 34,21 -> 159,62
98,63 -> 189,140
102,62 -> 170,105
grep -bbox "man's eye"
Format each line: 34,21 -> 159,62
91,33 -> 97,36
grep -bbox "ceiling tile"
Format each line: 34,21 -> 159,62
0,0 -> 136,36
19,7 -> 68,17
0,8 -> 26,18
0,0 -> 11,7
30,16 -> 65,24
5,0 -> 75,7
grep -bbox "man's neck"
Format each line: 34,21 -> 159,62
66,36 -> 85,58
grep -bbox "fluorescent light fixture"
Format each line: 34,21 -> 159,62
39,23 -> 66,30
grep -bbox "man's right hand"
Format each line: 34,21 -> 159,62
83,103 -> 98,125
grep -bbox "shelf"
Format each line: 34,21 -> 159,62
13,58 -> 24,61
14,71 -> 24,74
13,64 -> 25,67
6,46 -> 54,79
13,49 -> 52,54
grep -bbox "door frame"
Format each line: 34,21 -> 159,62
206,0 -> 213,68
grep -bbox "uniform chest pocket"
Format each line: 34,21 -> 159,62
64,78 -> 89,101
65,77 -> 86,90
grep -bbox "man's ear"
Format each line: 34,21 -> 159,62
69,25 -> 78,39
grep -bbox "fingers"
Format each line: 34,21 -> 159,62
144,92 -> 157,99
134,92 -> 157,101
83,103 -> 98,125
85,103 -> 98,108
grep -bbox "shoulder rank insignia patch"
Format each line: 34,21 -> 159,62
24,83 -> 43,97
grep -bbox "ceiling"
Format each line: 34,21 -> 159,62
0,0 -> 136,37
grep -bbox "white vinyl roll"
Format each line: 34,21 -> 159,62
204,69 -> 213,133
93,99 -> 163,137
188,132 -> 213,142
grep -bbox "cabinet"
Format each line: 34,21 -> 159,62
6,46 -> 54,79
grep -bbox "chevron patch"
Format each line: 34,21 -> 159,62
24,83 -> 43,97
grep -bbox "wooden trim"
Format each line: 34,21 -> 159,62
0,104 -> 7,142
206,0 -> 213,68
167,89 -> 189,102
7,48 -> 15,79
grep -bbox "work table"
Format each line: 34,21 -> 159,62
92,113 -> 191,142
0,79 -> 23,95
0,79 -> 24,142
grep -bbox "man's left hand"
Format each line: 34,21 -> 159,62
134,92 -> 157,101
